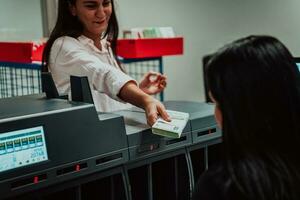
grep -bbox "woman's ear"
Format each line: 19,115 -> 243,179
214,105 -> 223,129
209,91 -> 223,128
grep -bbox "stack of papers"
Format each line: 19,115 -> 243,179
124,27 -> 176,39
152,110 -> 189,138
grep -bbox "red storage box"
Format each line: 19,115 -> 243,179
0,42 -> 45,63
117,37 -> 183,59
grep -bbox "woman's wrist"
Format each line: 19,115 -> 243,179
138,84 -> 146,94
140,94 -> 155,109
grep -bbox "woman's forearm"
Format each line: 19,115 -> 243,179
118,81 -> 152,109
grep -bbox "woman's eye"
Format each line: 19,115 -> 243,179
103,0 -> 111,7
84,4 -> 97,9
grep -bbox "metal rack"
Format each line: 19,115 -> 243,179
0,62 -> 41,98
0,58 -> 164,100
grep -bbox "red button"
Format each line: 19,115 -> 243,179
33,176 -> 39,184
76,164 -> 80,172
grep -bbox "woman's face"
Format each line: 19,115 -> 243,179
70,0 -> 112,39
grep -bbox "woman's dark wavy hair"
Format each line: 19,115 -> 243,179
206,35 -> 300,199
42,0 -> 119,72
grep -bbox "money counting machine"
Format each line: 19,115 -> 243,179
0,95 -> 128,199
0,76 -> 221,199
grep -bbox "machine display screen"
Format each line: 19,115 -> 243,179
296,63 -> 300,72
0,126 -> 48,173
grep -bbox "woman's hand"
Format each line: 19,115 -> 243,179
143,97 -> 171,126
139,72 -> 167,95
119,81 -> 170,126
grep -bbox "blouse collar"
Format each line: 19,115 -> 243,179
77,35 -> 109,54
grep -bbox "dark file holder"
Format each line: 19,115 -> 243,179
41,72 -> 59,99
70,76 -> 94,104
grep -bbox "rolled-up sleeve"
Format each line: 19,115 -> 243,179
50,37 -> 136,101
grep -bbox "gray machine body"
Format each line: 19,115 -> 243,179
0,95 -> 128,199
113,101 -> 220,161
0,95 -> 221,199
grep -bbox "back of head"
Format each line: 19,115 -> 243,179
206,35 -> 300,199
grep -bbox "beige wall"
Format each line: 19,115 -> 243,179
0,0 -> 43,41
117,0 -> 300,102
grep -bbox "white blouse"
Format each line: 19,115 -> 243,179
49,35 -> 134,112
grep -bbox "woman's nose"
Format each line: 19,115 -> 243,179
96,6 -> 105,18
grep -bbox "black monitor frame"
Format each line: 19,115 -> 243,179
294,57 -> 300,63
202,54 -> 213,103
294,57 -> 300,72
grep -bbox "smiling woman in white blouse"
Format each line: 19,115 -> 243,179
42,0 -> 170,126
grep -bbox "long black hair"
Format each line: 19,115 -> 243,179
206,35 -> 300,199
42,0 -> 119,72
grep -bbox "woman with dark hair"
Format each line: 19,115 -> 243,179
42,0 -> 169,125
193,35 -> 300,200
